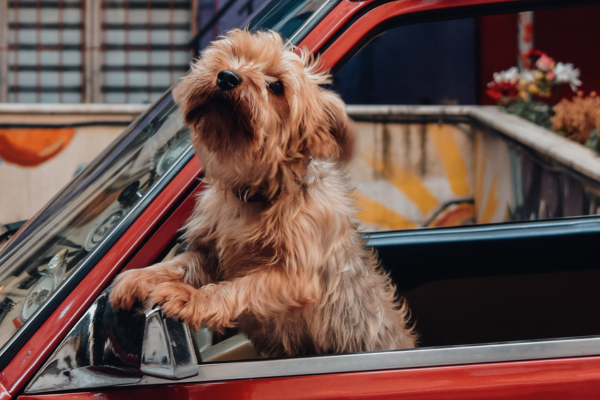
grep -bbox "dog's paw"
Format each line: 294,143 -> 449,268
109,268 -> 156,311
149,282 -> 209,330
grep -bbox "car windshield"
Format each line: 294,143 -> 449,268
248,0 -> 338,43
0,94 -> 192,354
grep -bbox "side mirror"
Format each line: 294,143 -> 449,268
26,288 -> 199,394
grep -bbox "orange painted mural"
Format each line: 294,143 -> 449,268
0,128 -> 75,167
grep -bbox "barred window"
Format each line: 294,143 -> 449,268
0,0 -> 195,104
6,0 -> 84,103
101,0 -> 193,103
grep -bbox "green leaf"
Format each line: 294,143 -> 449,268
502,100 -> 553,130
585,129 -> 600,154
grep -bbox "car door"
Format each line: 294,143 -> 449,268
9,0 -> 600,399
17,221 -> 600,400
15,181 -> 600,400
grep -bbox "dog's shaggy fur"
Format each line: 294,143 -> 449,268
110,29 -> 417,357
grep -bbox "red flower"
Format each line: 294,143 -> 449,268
521,49 -> 550,70
535,54 -> 556,72
486,81 -> 519,101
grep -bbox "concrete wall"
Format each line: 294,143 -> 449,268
347,106 -> 600,231
3,103 -> 598,232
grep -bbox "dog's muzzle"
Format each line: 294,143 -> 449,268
217,70 -> 242,91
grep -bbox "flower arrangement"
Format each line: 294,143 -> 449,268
486,67 -> 520,102
486,50 -> 595,142
486,50 -> 581,105
488,52 -> 600,154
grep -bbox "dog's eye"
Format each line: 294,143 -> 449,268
268,81 -> 283,95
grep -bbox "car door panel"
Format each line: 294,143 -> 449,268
17,356 -> 600,400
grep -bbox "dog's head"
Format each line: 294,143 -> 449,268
175,29 -> 354,198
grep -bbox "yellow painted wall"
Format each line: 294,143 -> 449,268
347,121 -> 477,231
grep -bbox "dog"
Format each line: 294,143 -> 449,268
109,29 -> 417,357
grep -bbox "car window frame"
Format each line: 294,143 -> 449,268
18,0 -> 600,393
309,0 -> 600,72
129,335 -> 600,387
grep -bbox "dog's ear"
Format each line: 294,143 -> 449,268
303,90 -> 355,163
320,91 -> 355,163
299,50 -> 355,163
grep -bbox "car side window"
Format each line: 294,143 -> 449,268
180,3 -> 600,359
330,5 -> 600,232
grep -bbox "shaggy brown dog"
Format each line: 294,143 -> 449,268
109,29 -> 417,357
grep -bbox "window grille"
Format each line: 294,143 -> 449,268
0,0 -> 195,104
101,0 -> 193,103
6,0 -> 85,103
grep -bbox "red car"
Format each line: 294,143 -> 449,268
1,0 -> 600,399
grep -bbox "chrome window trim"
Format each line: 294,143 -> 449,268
129,336 -> 600,387
286,0 -> 341,46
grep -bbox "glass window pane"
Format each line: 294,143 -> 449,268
0,99 -> 192,352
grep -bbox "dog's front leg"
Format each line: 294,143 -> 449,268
109,251 -> 214,311
149,269 -> 320,331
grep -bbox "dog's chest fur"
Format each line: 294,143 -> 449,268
185,160 -> 349,277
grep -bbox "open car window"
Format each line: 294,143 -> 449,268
188,1 -> 600,362
330,4 -> 600,232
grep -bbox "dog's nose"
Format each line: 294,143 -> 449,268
216,70 -> 242,91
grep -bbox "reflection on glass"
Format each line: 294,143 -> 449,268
21,250 -> 68,323
248,0 -> 333,41
0,99 -> 191,350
